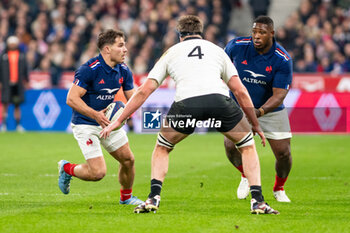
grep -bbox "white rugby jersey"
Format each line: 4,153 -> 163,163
147,37 -> 238,101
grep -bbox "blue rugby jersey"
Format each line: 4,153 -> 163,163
225,37 -> 292,112
71,54 -> 134,125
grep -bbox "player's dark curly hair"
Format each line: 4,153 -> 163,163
254,16 -> 274,29
97,29 -> 125,50
176,15 -> 203,37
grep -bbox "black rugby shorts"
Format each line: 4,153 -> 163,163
166,94 -> 243,134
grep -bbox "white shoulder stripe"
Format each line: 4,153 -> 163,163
90,62 -> 100,69
275,50 -> 289,61
235,41 -> 250,44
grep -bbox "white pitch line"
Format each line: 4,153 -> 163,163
0,193 -> 81,196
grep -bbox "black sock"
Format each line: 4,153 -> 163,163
250,185 -> 264,202
149,179 -> 162,198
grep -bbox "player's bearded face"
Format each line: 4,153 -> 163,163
252,23 -> 274,53
110,37 -> 128,64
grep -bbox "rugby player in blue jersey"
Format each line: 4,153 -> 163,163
57,29 -> 143,205
224,16 -> 293,202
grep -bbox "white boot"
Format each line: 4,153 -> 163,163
237,176 -> 250,199
273,190 -> 291,202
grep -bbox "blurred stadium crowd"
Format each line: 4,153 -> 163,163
276,0 -> 350,74
0,0 -> 349,87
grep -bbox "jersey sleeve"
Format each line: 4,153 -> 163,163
272,59 -> 293,89
221,49 -> 239,83
147,50 -> 169,85
122,66 -> 134,91
73,65 -> 92,90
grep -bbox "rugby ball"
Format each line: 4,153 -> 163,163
105,101 -> 126,129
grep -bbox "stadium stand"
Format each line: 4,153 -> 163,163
275,0 -> 350,74
0,0 -> 232,87
0,0 -> 350,133
0,0 -> 349,86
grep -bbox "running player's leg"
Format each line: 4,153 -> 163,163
221,117 -> 279,214
222,118 -> 260,187
269,138 -> 292,182
101,128 -> 142,205
73,157 -> 107,181
151,127 -> 188,182
61,136 -> 107,181
224,137 -> 243,169
109,143 -> 135,190
134,123 -> 188,213
269,138 -> 292,202
58,149 -> 106,194
109,143 -> 143,205
259,109 -> 292,202
224,137 -> 249,199
58,125 -> 107,194
70,124 -> 107,181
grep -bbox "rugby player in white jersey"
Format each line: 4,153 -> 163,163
100,15 -> 279,215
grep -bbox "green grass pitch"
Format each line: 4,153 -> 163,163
0,132 -> 349,233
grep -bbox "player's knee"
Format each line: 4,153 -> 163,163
224,137 -> 237,152
157,133 -> 175,152
156,144 -> 173,155
235,132 -> 254,148
120,155 -> 135,168
91,170 -> 106,181
276,150 -> 291,162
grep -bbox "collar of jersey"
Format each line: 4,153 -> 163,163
183,36 -> 201,41
98,54 -> 120,73
249,37 -> 277,59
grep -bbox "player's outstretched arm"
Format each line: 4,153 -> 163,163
67,84 -> 110,128
100,78 -> 159,139
123,89 -> 135,101
227,75 -> 265,146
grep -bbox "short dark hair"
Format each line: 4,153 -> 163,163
97,29 -> 125,50
176,15 -> 203,37
254,16 -> 274,29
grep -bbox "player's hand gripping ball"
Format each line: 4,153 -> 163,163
104,101 -> 126,130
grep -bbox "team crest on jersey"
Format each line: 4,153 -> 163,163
241,60 -> 248,65
265,66 -> 272,73
119,77 -> 124,84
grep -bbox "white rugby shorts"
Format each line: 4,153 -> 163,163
258,108 -> 292,140
71,124 -> 128,160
